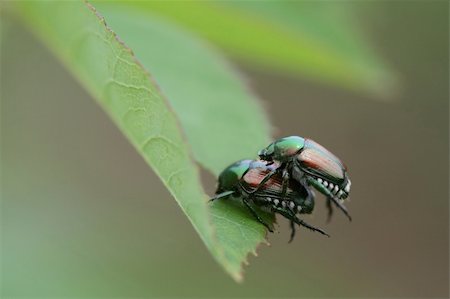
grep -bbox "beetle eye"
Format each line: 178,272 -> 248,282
259,143 -> 275,160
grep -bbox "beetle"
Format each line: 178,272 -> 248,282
257,136 -> 352,221
210,159 -> 329,242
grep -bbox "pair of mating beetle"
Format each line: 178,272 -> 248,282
210,136 -> 352,242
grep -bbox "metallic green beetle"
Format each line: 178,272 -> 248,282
211,159 -> 329,242
258,136 -> 352,221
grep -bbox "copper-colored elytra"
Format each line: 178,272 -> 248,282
243,169 -> 282,189
298,147 -> 344,179
306,139 -> 347,171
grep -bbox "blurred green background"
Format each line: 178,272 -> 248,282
1,1 -> 448,298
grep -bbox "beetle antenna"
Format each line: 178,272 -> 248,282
209,190 -> 235,202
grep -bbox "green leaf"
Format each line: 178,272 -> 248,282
13,1 -> 273,282
90,3 -> 270,175
115,1 -> 397,96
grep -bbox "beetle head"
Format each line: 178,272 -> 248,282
216,159 -> 252,194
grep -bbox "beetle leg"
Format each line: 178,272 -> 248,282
306,176 -> 352,221
295,217 -> 330,237
325,197 -> 333,222
328,196 -> 352,222
242,198 -> 274,232
272,206 -> 329,238
209,190 -> 235,202
280,168 -> 290,201
289,220 -> 296,243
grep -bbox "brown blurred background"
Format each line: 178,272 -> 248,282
1,1 -> 448,298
